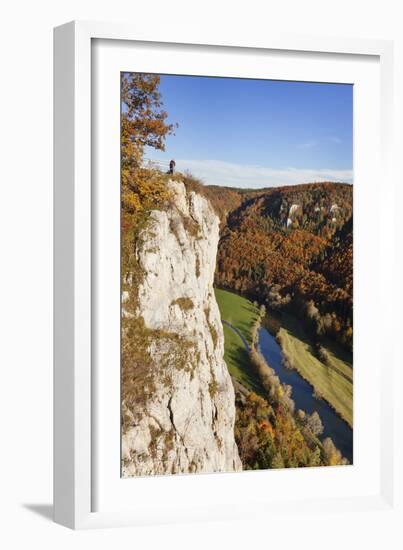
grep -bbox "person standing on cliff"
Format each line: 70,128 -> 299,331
168,159 -> 176,174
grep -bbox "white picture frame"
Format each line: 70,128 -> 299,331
54,20 -> 395,530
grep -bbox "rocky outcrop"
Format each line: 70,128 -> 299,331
122,180 -> 241,477
286,203 -> 301,228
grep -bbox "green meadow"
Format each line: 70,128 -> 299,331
278,314 -> 353,427
214,288 -> 263,393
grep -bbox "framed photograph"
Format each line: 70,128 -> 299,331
54,21 -> 395,529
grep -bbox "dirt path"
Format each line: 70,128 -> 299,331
222,320 -> 251,352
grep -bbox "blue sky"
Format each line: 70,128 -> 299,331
143,74 -> 353,188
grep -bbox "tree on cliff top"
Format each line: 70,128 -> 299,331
121,73 -> 176,165
121,73 -> 177,212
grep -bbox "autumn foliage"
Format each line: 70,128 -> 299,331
234,389 -> 346,469
211,182 -> 353,351
121,72 -> 177,214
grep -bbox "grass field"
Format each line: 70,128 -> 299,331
215,288 -> 260,345
215,289 -> 263,393
215,288 -> 353,427
278,314 -> 353,427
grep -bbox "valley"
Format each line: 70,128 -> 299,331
120,71 -> 353,476
215,287 -> 353,464
211,180 -> 354,466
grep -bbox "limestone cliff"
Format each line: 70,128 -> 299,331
121,180 -> 241,477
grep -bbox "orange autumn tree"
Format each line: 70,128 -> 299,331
121,72 -> 178,282
121,72 -> 177,212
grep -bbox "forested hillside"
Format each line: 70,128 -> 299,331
210,182 -> 353,352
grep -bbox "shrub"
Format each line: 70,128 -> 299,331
306,411 -> 324,436
316,344 -> 330,365
322,437 -> 345,465
171,297 -> 194,311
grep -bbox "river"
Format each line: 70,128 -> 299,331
258,326 -> 353,463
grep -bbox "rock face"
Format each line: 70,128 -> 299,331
122,180 -> 241,477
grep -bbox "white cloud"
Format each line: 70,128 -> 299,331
329,136 -> 342,144
176,159 -> 353,188
297,140 -> 317,150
